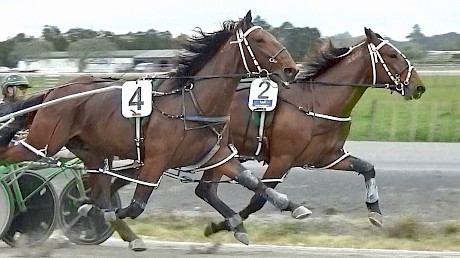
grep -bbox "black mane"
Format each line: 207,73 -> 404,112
174,20 -> 239,85
299,39 -> 350,80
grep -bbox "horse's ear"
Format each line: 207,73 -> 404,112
243,10 -> 254,28
364,27 -> 372,37
364,27 -> 378,42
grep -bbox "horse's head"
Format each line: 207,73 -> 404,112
364,28 -> 426,100
234,10 -> 299,84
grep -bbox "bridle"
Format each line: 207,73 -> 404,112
230,25 -> 287,79
335,38 -> 415,95
367,39 -> 415,96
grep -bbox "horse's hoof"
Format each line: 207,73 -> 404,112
77,204 -> 94,217
291,206 -> 312,219
204,222 -> 217,237
234,231 -> 249,245
129,238 -> 147,252
368,212 -> 383,228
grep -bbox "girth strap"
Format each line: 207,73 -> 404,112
182,115 -> 230,123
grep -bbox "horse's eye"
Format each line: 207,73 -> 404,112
389,53 -> 398,58
255,38 -> 264,44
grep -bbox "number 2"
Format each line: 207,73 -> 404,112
257,81 -> 270,99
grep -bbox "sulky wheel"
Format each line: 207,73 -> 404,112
0,179 -> 14,239
2,171 -> 58,247
58,173 -> 121,245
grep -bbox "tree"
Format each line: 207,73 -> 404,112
253,15 -> 272,30
400,42 -> 426,60
42,25 -> 68,51
65,28 -> 98,42
406,24 -> 426,46
0,40 -> 16,66
330,32 -> 355,48
9,39 -> 54,67
68,38 -> 118,71
272,23 -> 321,61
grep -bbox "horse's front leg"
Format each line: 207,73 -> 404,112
351,157 -> 383,227
331,155 -> 383,227
195,169 -> 249,245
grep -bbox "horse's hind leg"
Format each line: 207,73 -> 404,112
107,168 -> 146,251
84,171 -> 146,251
330,155 -> 383,227
195,169 -> 249,245
238,158 -> 311,220
204,159 -> 310,239
203,158 -> 312,237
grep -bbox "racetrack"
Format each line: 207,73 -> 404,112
0,141 -> 459,257
2,238 -> 460,258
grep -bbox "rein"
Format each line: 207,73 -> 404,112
294,79 -> 401,91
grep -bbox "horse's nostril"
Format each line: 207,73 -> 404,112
284,67 -> 299,79
417,85 -> 426,94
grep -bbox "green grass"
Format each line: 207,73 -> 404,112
122,214 -> 460,251
25,74 -> 460,142
347,75 -> 460,142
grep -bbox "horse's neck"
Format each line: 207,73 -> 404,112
308,56 -> 370,117
192,47 -> 244,115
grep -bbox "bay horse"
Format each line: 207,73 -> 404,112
0,11 -> 310,248
201,28 -> 426,236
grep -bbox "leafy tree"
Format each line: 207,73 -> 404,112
0,40 -> 16,67
399,42 -> 426,60
42,25 -> 68,51
9,39 -> 54,67
406,24 -> 427,47
253,15 -> 272,30
171,34 -> 189,49
272,23 -> 321,61
330,32 -> 355,48
68,38 -> 117,71
65,28 -> 98,42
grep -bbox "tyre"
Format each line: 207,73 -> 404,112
58,173 -> 121,245
2,171 -> 58,247
0,179 -> 14,239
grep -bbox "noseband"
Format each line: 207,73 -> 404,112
230,26 -> 286,77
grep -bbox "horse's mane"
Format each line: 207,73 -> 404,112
174,20 -> 239,85
299,39 -> 351,80
299,32 -> 384,80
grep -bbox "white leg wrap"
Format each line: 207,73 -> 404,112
365,178 -> 379,203
227,214 -> 243,229
262,188 -> 289,210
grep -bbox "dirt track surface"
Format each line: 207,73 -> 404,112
1,238 -> 460,258
1,141 -> 459,257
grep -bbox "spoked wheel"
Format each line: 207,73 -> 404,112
58,174 -> 121,245
0,179 -> 14,239
2,171 -> 58,247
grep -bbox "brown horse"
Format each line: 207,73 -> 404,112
201,28 -> 426,236
0,11 -> 310,248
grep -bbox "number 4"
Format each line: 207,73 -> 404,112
129,87 -> 144,110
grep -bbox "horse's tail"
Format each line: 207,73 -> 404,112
0,93 -> 46,147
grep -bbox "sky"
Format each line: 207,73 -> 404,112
1,0 -> 459,42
